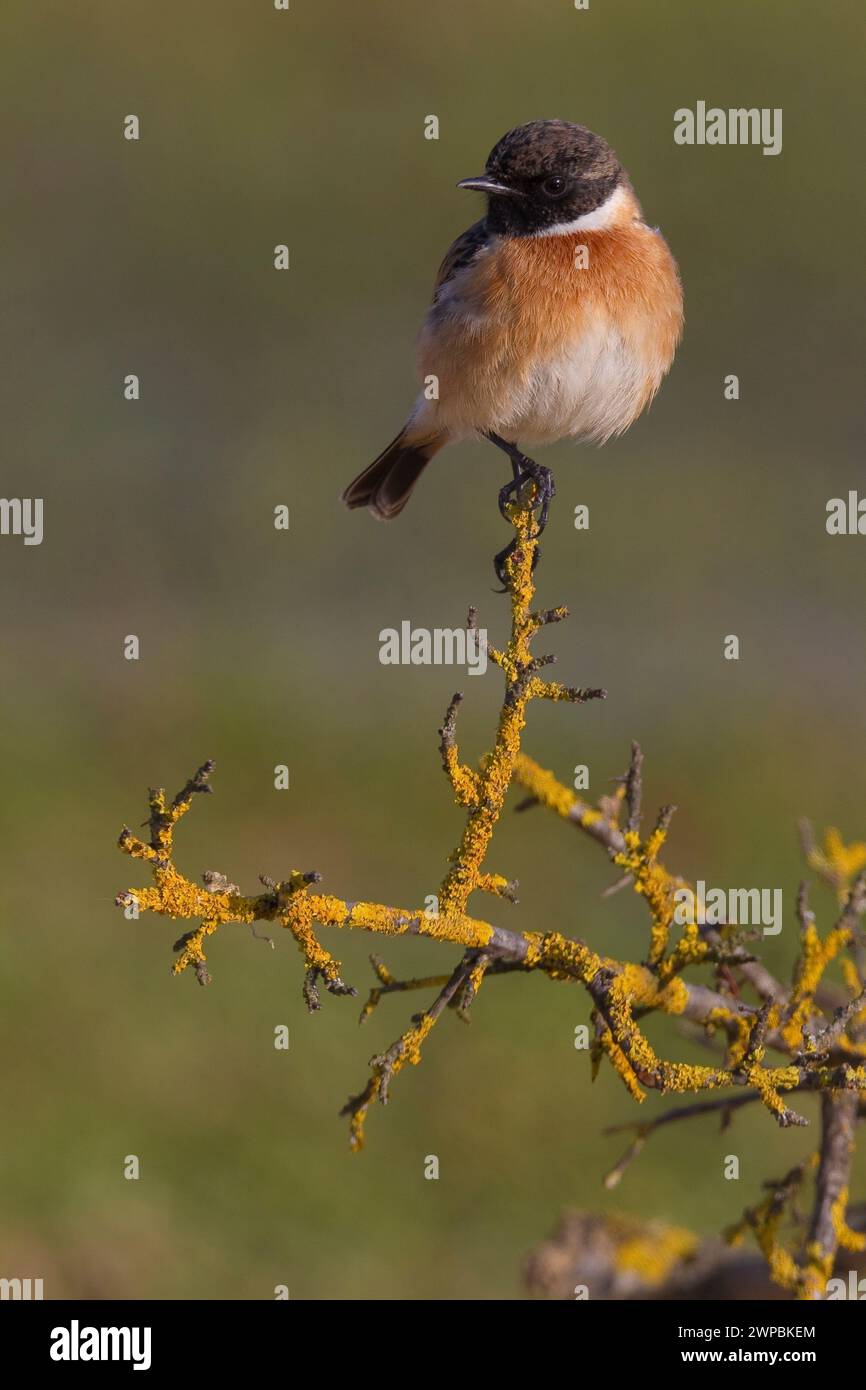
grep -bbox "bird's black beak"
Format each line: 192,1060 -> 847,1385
457,176 -> 521,198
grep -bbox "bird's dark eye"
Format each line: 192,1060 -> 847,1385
542,175 -> 567,198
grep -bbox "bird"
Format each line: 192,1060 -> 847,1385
342,119 -> 683,583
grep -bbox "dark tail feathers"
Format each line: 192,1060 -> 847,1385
341,430 -> 445,520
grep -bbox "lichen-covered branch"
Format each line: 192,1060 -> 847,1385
116,487 -> 866,1298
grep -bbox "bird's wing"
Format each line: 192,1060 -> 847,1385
431,220 -> 490,303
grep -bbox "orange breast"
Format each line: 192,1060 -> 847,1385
416,209 -> 683,442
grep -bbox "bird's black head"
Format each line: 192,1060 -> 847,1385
458,120 -> 623,236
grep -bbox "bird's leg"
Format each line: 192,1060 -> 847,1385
495,451 -> 522,520
487,433 -> 556,588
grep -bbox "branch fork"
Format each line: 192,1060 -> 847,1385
116,493 -> 866,1295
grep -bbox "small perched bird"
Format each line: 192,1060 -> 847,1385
342,119 -> 683,580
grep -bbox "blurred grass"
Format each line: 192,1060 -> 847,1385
0,0 -> 864,1297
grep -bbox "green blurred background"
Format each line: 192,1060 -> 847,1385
0,0 -> 864,1299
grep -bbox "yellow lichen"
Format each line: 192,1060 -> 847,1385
807,827 -> 866,900
614,1223 -> 699,1284
117,491 -> 866,1297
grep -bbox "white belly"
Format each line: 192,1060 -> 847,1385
496,320 -> 651,447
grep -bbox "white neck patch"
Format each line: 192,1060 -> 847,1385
531,183 -> 631,237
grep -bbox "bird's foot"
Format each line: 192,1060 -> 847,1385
488,433 -> 555,587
